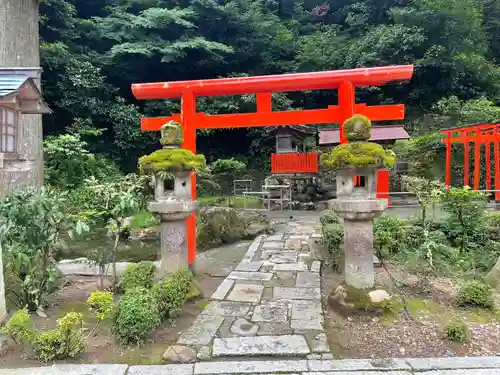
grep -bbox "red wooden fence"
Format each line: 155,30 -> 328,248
271,152 -> 319,174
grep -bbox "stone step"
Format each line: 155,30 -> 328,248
212,335 -> 310,357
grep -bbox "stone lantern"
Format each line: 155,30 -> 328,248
139,121 -> 206,275
320,114 -> 396,289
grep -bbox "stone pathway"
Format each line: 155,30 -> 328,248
173,219 -> 329,360
5,357 -> 500,374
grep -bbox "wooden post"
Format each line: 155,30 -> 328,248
486,142 -> 491,192
338,81 -> 355,145
495,139 -> 500,201
474,141 -> 481,190
181,91 -> 197,273
445,132 -> 452,187
463,131 -> 469,186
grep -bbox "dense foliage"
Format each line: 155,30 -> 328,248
39,0 -> 500,176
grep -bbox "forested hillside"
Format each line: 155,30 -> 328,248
39,0 -> 500,174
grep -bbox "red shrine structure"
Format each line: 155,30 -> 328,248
441,122 -> 500,200
132,65 -> 414,269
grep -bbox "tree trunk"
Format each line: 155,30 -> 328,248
485,255 -> 500,289
0,0 -> 43,199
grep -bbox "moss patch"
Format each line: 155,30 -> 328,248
320,142 -> 396,170
160,121 -> 184,146
139,148 -> 206,174
343,114 -> 372,141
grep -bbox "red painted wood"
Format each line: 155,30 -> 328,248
445,133 -> 452,187
486,142 -> 491,191
474,142 -> 481,190
132,66 -> 414,99
376,170 -> 391,206
271,153 -> 318,174
140,104 -> 406,131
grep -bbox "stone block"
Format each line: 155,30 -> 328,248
194,360 -> 308,374
227,271 -> 273,281
128,364 -> 194,375
307,358 -> 411,372
291,319 -> 323,330
201,301 -> 251,317
262,241 -> 285,249
230,318 -> 259,336
0,365 -> 129,375
274,287 -> 321,300
178,315 -> 224,345
269,254 -> 298,264
310,333 -> 329,353
296,272 -> 320,287
252,300 -> 291,322
211,279 -> 234,300
261,250 -> 299,260
406,357 -> 500,370
226,284 -> 264,303
266,234 -> 284,241
163,345 -> 197,363
274,263 -> 308,272
235,261 -> 263,272
212,335 -> 310,357
256,321 -> 294,336
291,300 -> 322,321
310,261 -> 321,273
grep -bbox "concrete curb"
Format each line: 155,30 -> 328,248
3,357 -> 500,375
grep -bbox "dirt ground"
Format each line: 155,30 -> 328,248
322,263 -> 500,359
0,241 -> 251,368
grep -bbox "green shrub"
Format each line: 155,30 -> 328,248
197,207 -> 246,250
88,291 -> 114,320
320,210 -> 340,226
112,287 -> 161,344
33,312 -> 85,362
374,214 -> 405,254
456,280 -> 495,309
3,309 -> 35,345
120,261 -> 156,291
152,268 -> 194,318
443,318 -> 470,343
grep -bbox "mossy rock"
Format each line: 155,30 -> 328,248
320,142 -> 396,170
343,114 -> 372,141
160,120 -> 184,145
139,148 -> 206,174
328,284 -> 390,317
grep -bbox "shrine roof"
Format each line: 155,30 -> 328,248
319,125 -> 410,145
264,125 -> 316,135
0,69 -> 51,114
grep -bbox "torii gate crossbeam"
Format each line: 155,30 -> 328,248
132,65 -> 414,271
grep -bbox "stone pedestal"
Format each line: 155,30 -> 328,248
343,219 -> 375,289
149,173 -> 197,275
330,167 -> 387,290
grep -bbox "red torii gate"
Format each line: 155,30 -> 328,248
132,65 -> 414,270
441,122 -> 500,200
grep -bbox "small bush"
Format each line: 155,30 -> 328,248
456,280 -> 495,309
443,318 -> 470,343
33,312 -> 85,362
120,261 -> 156,291
374,214 -> 405,254
197,207 -> 246,250
88,291 -> 114,320
322,223 -> 343,264
152,268 -> 194,318
320,210 -> 340,226
112,287 -> 161,344
3,309 -> 35,345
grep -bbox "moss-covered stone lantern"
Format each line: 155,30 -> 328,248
320,114 -> 395,289
139,120 -> 206,274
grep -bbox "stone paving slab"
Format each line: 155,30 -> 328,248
307,359 -> 411,372
228,271 -> 273,281
406,356 -> 500,370
194,360 -> 309,374
128,364 -> 194,375
7,358 -> 500,374
212,335 -> 310,357
0,364 -> 129,375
